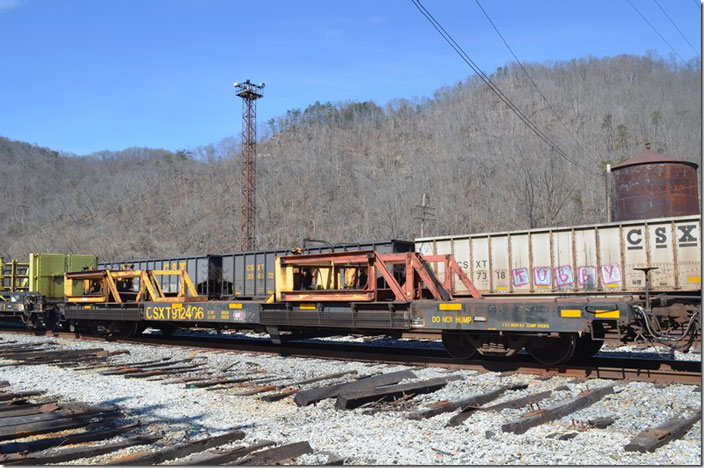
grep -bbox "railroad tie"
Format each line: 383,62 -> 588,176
294,370 -> 414,407
0,390 -> 45,402
407,383 -> 527,420
0,397 -> 57,412
230,441 -> 313,466
0,435 -> 160,465
624,411 -> 702,452
336,376 -> 459,410
0,422 -> 140,455
177,440 -> 276,465
501,385 -> 615,434
447,390 -> 553,427
105,429 -> 246,465
257,370 -> 360,401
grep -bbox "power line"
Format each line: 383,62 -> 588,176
626,0 -> 687,64
410,0 -> 599,176
653,0 -> 700,55
473,0 -> 596,167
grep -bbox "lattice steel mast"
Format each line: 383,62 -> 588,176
234,79 -> 264,251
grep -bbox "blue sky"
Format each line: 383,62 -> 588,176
0,0 -> 700,155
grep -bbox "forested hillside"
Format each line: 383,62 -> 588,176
1,54 -> 700,261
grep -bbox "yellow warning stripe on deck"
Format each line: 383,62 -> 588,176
439,303 -> 462,311
560,309 -> 581,318
299,304 -> 316,310
229,303 -> 242,309
596,309 -> 619,318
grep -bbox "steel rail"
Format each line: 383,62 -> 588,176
1,327 -> 699,386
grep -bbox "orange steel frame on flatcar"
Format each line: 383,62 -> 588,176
275,251 -> 481,303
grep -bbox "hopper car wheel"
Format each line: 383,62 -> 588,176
525,334 -> 577,365
442,331 -> 478,360
574,335 -> 604,359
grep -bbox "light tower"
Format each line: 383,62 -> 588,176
234,79 -> 264,251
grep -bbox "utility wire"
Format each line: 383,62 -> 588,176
473,0 -> 596,167
626,0 -> 688,64
653,0 -> 700,55
411,0 -> 599,176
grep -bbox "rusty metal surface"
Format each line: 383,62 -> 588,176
611,149 -> 698,169
611,150 -> 699,222
276,250 -> 479,303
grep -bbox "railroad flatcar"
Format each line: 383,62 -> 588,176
60,229 -> 700,366
0,253 -> 97,328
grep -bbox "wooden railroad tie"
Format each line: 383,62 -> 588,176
502,385 -> 615,434
0,422 -> 140,455
0,408 -> 120,441
336,375 -> 462,410
448,389 -> 553,427
624,411 -> 702,452
0,435 -> 159,465
179,440 -> 276,465
258,370 -> 360,401
0,390 -> 45,402
231,441 -> 313,466
406,383 -> 527,421
294,370 -> 415,407
106,429 -> 246,465
0,397 -> 57,412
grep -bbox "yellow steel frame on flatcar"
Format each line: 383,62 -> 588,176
64,269 -> 204,303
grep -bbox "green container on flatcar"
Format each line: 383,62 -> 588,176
28,253 -> 98,299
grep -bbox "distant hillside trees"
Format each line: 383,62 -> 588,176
0,53 -> 700,261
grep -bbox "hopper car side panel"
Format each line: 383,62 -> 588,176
416,215 -> 701,295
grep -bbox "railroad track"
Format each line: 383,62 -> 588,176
1,329 -> 701,463
2,326 -> 700,386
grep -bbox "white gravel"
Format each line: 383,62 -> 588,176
0,331 -> 700,465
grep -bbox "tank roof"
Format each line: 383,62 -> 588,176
611,149 -> 698,170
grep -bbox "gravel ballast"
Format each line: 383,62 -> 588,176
0,331 -> 700,465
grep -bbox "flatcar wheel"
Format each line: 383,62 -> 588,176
525,334 -> 577,366
159,323 -> 179,336
442,331 -> 478,360
118,321 -> 139,338
43,307 -> 59,332
574,335 -> 604,359
111,321 -> 139,338
20,312 -> 38,330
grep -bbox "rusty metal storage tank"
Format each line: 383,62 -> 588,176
610,147 -> 699,221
